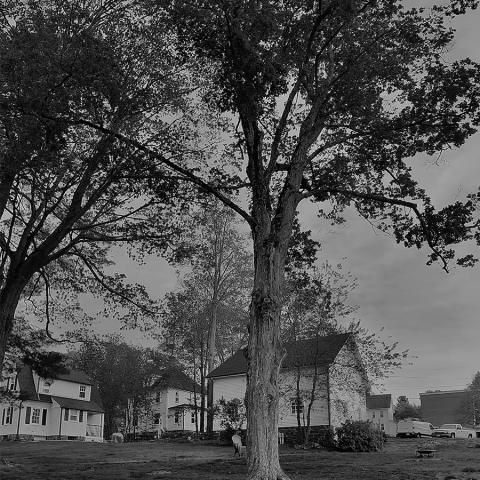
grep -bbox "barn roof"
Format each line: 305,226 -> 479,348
208,333 -> 352,378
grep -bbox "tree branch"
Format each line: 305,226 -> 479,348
72,247 -> 157,316
39,114 -> 255,228
303,187 -> 449,271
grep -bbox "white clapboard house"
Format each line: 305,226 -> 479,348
209,333 -> 368,433
133,366 -> 205,434
366,393 -> 397,436
0,363 -> 104,441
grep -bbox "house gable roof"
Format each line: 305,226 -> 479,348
52,395 -> 104,413
153,367 -> 200,393
367,394 -> 392,410
15,364 -> 102,410
208,333 -> 352,378
53,369 -> 92,385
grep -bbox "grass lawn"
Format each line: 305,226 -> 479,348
2,437 -> 480,479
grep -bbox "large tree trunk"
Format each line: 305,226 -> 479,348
246,241 -> 290,480
0,286 -> 24,369
0,309 -> 14,371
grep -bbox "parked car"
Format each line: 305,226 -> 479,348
432,424 -> 475,439
396,419 -> 435,438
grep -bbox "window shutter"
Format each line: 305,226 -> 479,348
64,408 -> 69,421
42,409 -> 47,426
14,375 -> 18,390
79,410 -> 83,422
2,408 -> 5,425
25,406 -> 31,424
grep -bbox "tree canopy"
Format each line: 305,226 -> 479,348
0,0 -> 199,365
394,395 -> 422,421
70,335 -> 172,439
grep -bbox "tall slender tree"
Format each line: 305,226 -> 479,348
181,203 -> 252,432
163,204 -> 252,431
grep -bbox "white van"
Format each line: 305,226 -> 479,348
396,419 -> 435,438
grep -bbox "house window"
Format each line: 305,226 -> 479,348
174,412 -> 180,424
69,409 -> 79,422
155,392 -> 161,403
4,406 -> 14,425
175,392 -> 179,403
154,413 -> 160,425
291,399 -> 304,415
79,385 -> 86,399
8,377 -> 16,391
381,424 -> 385,431
372,412 -> 376,418
191,412 -> 195,424
31,408 -> 41,424
43,380 -> 52,393
380,411 -> 384,418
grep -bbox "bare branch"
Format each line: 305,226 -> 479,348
303,187 -> 449,271
39,114 -> 255,228
72,247 -> 157,316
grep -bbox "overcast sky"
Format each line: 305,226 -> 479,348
76,5 -> 480,407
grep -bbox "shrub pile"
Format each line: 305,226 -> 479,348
336,420 -> 386,452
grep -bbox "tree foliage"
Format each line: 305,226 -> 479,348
394,395 -> 422,421
215,397 -> 247,432
283,261 -> 407,386
70,336 -> 171,439
459,371 -> 480,426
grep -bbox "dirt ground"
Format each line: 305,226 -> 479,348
1,437 -> 480,479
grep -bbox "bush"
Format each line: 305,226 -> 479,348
214,398 -> 247,431
312,427 -> 336,449
336,420 -> 386,452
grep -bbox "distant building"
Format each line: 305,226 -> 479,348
420,390 -> 468,427
366,393 -> 397,436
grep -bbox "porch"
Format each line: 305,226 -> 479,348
86,412 -> 104,442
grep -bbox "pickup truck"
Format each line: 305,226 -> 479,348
432,424 -> 476,439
